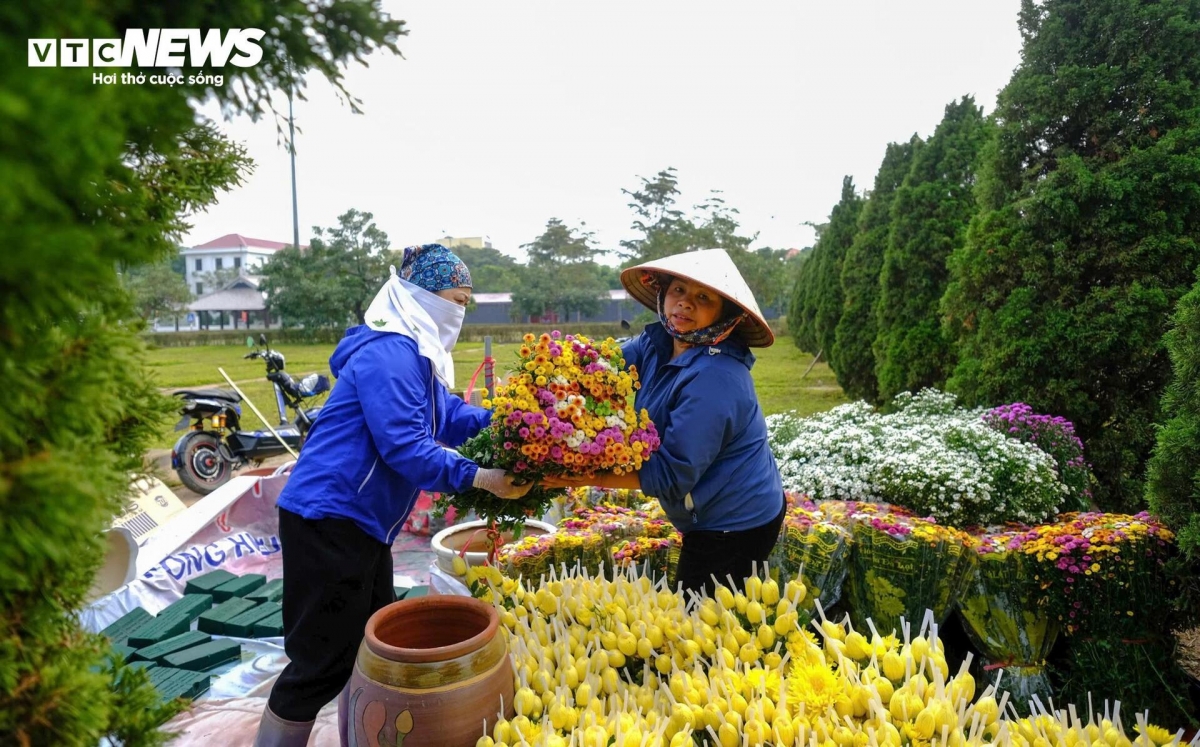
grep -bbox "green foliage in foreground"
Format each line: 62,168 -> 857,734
1146,268 -> 1200,558
0,0 -> 404,742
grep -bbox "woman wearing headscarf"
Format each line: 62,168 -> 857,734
545,249 -> 785,600
255,244 -> 531,746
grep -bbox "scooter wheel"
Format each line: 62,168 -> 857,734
175,432 -> 232,495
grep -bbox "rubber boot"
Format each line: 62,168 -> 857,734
337,683 -> 351,746
253,704 -> 315,747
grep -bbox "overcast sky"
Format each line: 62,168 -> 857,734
186,1 -> 1024,263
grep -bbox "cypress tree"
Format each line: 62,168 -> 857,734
789,239 -> 823,353
1,2 -> 403,742
941,0 -> 1200,510
874,97 -> 989,403
812,177 -> 865,359
1146,267 -> 1200,557
832,136 -> 921,403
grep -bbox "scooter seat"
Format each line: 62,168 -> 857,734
174,388 -> 241,403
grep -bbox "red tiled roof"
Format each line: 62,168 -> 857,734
192,233 -> 295,251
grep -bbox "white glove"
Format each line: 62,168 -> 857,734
472,468 -> 534,500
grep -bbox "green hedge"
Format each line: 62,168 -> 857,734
143,328 -> 345,347
457,323 -> 644,343
143,323 -> 645,348
144,319 -> 789,348
461,320 -> 789,344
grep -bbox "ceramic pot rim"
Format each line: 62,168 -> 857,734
431,519 -> 556,557
431,519 -> 556,575
364,595 -> 499,664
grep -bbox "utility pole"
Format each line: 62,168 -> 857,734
288,73 -> 300,251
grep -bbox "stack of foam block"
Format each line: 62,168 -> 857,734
100,572 -> 431,704
98,570 -> 283,703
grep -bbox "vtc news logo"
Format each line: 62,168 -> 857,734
28,29 -> 265,68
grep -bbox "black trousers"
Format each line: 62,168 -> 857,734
268,508 -> 395,722
675,497 -> 786,601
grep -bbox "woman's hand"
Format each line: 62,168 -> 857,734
472,468 -> 534,499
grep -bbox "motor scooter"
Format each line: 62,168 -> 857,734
171,334 -> 329,494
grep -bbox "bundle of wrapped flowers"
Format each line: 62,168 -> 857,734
496,500 -> 679,582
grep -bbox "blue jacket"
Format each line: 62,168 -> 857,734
624,323 -> 784,533
276,328 -> 490,544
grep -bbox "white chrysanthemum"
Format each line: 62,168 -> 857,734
768,388 -> 1067,525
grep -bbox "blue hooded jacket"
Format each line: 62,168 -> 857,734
275,327 -> 490,545
624,322 -> 784,533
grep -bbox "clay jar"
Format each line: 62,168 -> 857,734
339,595 -> 514,747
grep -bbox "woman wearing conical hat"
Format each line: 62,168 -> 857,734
545,249 -> 785,599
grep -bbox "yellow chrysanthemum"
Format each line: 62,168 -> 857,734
789,638 -> 828,668
743,668 -> 781,701
787,661 -> 845,713
1136,724 -> 1174,746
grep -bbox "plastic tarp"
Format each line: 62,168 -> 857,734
83,473 -> 441,745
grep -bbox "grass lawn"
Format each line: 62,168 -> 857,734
145,335 -> 845,450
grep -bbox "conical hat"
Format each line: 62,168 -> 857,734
620,249 -> 775,347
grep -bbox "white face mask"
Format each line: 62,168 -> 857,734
362,271 -> 469,388
407,280 -> 466,356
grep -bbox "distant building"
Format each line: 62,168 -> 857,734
437,236 -> 492,250
181,233 -> 298,297
186,275 -> 275,330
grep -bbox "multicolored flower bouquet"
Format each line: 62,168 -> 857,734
611,534 -> 681,585
839,503 -> 976,636
1006,511 -> 1189,723
443,332 -> 661,532
1008,511 -> 1174,637
496,533 -> 557,582
767,496 -> 852,620
958,527 -> 1060,709
497,502 -> 676,582
549,529 -> 610,577
564,486 -> 648,511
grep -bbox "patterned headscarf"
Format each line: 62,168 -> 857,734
399,244 -> 472,293
642,271 -> 747,346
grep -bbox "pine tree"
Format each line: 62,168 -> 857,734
831,136 -> 921,403
619,168 -> 756,265
1,3 -> 404,743
1146,268 -> 1200,557
874,97 -> 989,403
121,260 -> 194,323
941,0 -> 1200,511
513,219 -> 610,321
261,209 -> 393,328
